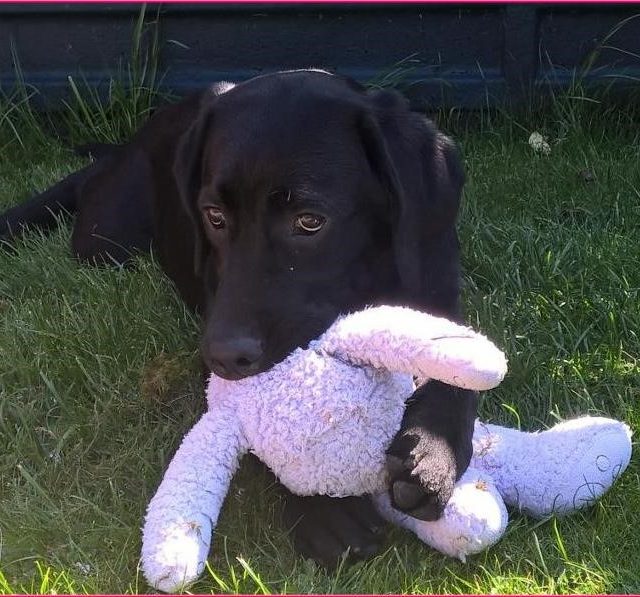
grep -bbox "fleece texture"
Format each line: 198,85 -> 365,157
141,409 -> 248,592
321,305 -> 507,391
141,306 -> 632,592
471,417 -> 633,516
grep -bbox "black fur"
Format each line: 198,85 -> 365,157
0,70 -> 476,568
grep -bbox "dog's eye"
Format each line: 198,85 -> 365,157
204,207 -> 226,229
294,213 -> 326,235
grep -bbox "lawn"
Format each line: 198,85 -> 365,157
0,90 -> 639,594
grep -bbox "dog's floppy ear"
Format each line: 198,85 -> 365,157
173,82 -> 234,275
358,89 -> 465,318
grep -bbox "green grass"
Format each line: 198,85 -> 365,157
61,5 -> 165,146
1,82 -> 640,593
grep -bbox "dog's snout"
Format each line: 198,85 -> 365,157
206,335 -> 264,380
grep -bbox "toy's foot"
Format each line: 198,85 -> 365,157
283,493 -> 386,569
374,467 -> 508,561
472,416 -> 633,518
141,514 -> 212,593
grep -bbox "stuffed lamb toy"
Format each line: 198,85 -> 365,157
142,306 -> 632,592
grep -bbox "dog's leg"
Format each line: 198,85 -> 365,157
0,164 -> 95,244
71,147 -> 154,265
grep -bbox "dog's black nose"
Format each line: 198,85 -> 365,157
206,336 -> 264,380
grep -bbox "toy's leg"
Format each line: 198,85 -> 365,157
471,417 -> 632,518
141,411 -> 247,593
373,467 -> 508,562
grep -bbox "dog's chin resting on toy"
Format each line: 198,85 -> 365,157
141,306 -> 632,593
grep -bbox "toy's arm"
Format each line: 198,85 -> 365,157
320,306 -> 507,391
141,409 -> 248,593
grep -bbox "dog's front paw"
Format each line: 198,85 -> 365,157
386,428 -> 461,521
283,494 -> 385,569
386,380 -> 476,521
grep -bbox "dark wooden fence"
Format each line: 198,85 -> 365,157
1,2 -> 639,110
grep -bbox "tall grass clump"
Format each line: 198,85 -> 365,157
62,5 -> 165,145
0,44 -> 51,156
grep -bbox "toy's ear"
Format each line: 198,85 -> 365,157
173,82 -> 235,275
320,306 -> 507,391
358,89 -> 464,317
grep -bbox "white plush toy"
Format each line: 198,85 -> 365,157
141,306 -> 632,592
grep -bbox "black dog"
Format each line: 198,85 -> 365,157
0,70 -> 477,568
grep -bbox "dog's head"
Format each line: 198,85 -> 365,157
174,71 -> 464,380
